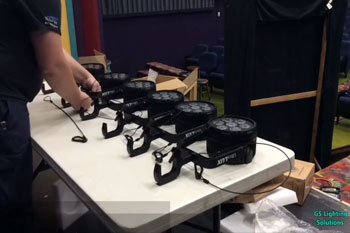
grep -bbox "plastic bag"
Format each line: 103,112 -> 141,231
254,199 -> 343,233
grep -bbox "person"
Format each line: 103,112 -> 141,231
0,0 -> 101,232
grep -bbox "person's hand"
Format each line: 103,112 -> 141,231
71,91 -> 93,111
82,73 -> 102,92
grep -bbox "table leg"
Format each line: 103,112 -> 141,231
32,159 -> 50,181
206,83 -> 211,100
183,221 -> 212,232
213,205 -> 221,233
193,82 -> 198,101
199,84 -> 202,101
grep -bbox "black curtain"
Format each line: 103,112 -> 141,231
316,0 -> 347,167
224,0 -> 347,165
224,0 -> 256,116
256,0 -> 327,20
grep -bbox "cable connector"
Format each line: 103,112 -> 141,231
202,178 -> 210,184
72,135 -> 88,143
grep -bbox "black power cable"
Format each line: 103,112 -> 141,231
196,142 -> 293,195
152,142 -> 173,163
43,96 -> 88,143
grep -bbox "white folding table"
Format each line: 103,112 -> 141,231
29,93 -> 295,233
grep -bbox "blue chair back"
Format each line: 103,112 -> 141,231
345,16 -> 350,29
217,38 -> 224,46
341,40 -> 350,57
216,55 -> 224,74
210,45 -> 225,58
199,52 -> 218,74
192,44 -> 209,59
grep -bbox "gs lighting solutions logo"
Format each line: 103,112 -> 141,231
314,211 -> 349,226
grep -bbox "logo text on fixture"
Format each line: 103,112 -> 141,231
217,153 -> 237,166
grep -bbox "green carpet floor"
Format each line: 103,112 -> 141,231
204,82 -> 350,150
339,76 -> 350,87
334,75 -> 350,149
205,88 -> 224,115
333,119 -> 350,149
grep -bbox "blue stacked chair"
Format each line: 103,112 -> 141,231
336,90 -> 350,124
198,52 -> 218,79
340,12 -> 350,77
340,40 -> 350,76
217,38 -> 224,46
210,45 -> 224,58
209,55 -> 225,90
196,52 -> 218,100
185,44 -> 208,67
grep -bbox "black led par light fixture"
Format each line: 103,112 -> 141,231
101,80 -> 158,138
102,89 -> 185,139
78,87 -> 124,121
148,91 -> 185,122
98,72 -> 131,92
153,116 -> 257,185
78,74 -> 143,121
59,72 -> 131,111
82,63 -> 105,77
125,101 -> 217,157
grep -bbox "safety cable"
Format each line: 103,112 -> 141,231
122,111 -> 144,139
152,142 -> 173,163
195,142 -> 293,195
43,96 -> 88,143
96,98 -> 123,121
123,125 -> 143,138
161,110 -> 183,125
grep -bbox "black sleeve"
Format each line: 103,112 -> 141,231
14,0 -> 61,35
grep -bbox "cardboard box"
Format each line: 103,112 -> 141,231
230,160 -> 314,205
78,49 -> 108,73
282,159 -> 315,205
138,68 -> 198,99
228,175 -> 285,204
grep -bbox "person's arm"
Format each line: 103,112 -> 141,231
30,30 -> 92,111
63,49 -> 101,92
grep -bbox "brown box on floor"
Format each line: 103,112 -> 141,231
228,175 -> 285,204
137,68 -> 198,100
282,159 -> 315,205
230,160 -> 314,205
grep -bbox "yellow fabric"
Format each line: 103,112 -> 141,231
61,0 -> 71,54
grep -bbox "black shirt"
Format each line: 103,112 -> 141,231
0,0 -> 61,102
